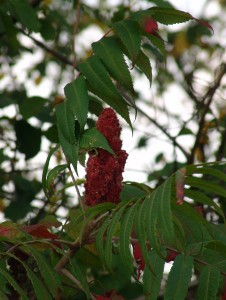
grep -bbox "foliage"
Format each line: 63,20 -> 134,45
0,0 -> 226,299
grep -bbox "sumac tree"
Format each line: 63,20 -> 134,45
0,0 -> 226,299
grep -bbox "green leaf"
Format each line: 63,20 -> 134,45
79,202 -> 115,241
64,76 -> 89,130
104,206 -> 127,271
25,265 -> 52,300
70,258 -> 90,299
0,290 -> 8,300
6,252 -> 52,300
119,200 -> 140,274
135,50 -> 152,85
23,246 -> 62,298
186,177 -> 226,198
0,268 -> 29,300
78,55 -> 131,127
46,164 -> 68,191
196,266 -> 221,300
64,208 -> 85,239
186,165 -> 226,182
9,0 -> 40,32
80,128 -> 115,155
92,37 -> 134,95
142,7 -> 194,25
157,176 -> 174,242
134,197 -> 150,269
19,97 -> 47,120
147,34 -> 166,58
55,102 -> 75,144
112,19 -> 141,64
15,120 -> 42,160
185,189 -> 225,220
57,121 -> 79,174
143,250 -> 165,300
42,144 -> 60,197
146,192 -> 160,252
96,218 -> 110,266
164,254 -> 193,300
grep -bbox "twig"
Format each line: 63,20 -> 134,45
72,0 -> 81,70
60,269 -> 96,300
136,106 -> 190,159
67,163 -> 85,211
20,29 -> 74,66
188,63 -> 226,164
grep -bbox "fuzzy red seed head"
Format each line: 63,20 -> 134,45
85,108 -> 128,206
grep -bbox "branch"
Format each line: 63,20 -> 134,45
20,29 -> 74,66
136,106 -> 190,160
188,63 -> 226,164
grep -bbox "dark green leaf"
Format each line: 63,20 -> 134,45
46,164 -> 68,191
164,254 -> 193,300
19,97 -> 47,120
135,50 -> 152,85
55,102 -> 75,144
42,144 -> 60,197
104,206 -> 126,271
15,120 -> 42,159
0,268 -> 29,300
70,258 -> 90,299
78,56 -> 131,127
58,129 -> 79,174
9,0 -> 40,32
79,128 -> 115,155
196,266 -> 221,300
112,20 -> 141,64
186,177 -> 226,198
92,37 -> 134,95
64,76 -> 89,130
24,246 -> 62,298
143,250 -> 165,300
119,200 -> 140,274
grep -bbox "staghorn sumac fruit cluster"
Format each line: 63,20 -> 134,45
85,108 -> 128,206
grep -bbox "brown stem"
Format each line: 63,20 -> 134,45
20,29 -> 74,66
188,63 -> 226,164
67,163 -> 85,211
136,106 -> 190,160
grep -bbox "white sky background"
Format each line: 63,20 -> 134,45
0,0 -> 221,217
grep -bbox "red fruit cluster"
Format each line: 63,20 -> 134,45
85,108 -> 128,206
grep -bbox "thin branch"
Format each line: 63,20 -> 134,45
136,106 -> 190,160
188,63 -> 226,164
20,29 -> 74,66
72,0 -> 81,70
67,163 -> 85,211
60,269 -> 96,300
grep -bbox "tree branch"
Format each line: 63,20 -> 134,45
136,106 -> 190,160
20,29 -> 74,66
188,63 -> 226,164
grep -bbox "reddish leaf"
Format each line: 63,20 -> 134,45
194,205 -> 204,217
39,215 -> 62,228
165,249 -> 179,262
143,17 -> 158,34
0,222 -> 23,239
193,17 -> 214,33
95,290 -> 124,300
22,224 -> 59,239
176,168 -> 186,205
132,241 -> 145,278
